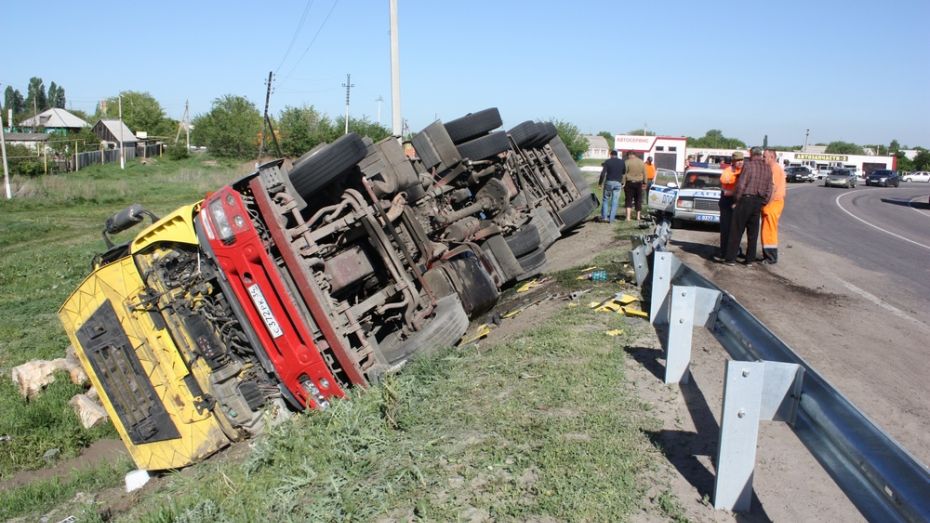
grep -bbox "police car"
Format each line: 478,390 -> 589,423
647,167 -> 723,226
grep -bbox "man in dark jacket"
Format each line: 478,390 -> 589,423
724,147 -> 773,265
598,150 -> 625,223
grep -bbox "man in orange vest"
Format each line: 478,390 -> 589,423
645,156 -> 657,190
716,151 -> 744,259
761,149 -> 786,264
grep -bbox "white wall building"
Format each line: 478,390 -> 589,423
613,134 -> 688,172
686,147 -> 896,176
582,135 -> 609,160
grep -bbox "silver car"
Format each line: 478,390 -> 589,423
824,169 -> 858,188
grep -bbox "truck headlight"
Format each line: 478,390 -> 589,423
208,199 -> 235,243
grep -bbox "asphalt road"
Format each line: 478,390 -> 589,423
780,180 -> 930,318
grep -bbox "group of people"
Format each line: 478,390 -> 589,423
597,150 -> 657,223
717,147 -> 785,265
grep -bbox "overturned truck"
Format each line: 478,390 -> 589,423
58,108 -> 598,470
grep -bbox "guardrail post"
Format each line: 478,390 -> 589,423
664,285 -> 721,384
649,252 -> 681,324
714,360 -> 804,512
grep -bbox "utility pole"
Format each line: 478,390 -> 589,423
803,129 -> 810,151
342,73 -> 354,135
118,94 -> 125,170
258,71 -> 274,161
1,83 -> 11,199
390,0 -> 402,137
175,99 -> 190,152
375,95 -> 384,127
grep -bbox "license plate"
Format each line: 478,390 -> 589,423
696,214 -> 719,223
247,284 -> 284,338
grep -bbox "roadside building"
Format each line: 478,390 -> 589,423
18,108 -> 90,135
613,134 -> 688,171
3,132 -> 49,151
686,146 -> 896,176
92,119 -> 138,151
582,135 -> 610,160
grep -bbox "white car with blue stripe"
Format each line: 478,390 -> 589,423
648,167 -> 723,226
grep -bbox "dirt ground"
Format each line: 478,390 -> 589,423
11,215 -> 915,522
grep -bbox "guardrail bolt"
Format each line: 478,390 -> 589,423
737,409 -> 746,418
742,369 -> 750,377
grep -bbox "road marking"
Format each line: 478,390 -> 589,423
907,195 -> 930,218
835,191 -> 930,251
837,278 -> 929,331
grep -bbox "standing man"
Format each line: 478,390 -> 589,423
724,147 -> 773,265
761,149 -> 786,264
645,156 -> 657,190
623,151 -> 646,221
717,151 -> 744,259
598,149 -> 625,223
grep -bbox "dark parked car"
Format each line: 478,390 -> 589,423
785,165 -> 815,183
865,170 -> 900,187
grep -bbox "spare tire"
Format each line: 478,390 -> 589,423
289,133 -> 368,200
457,131 -> 510,161
444,108 -> 503,144
515,247 -> 547,280
530,122 -> 558,148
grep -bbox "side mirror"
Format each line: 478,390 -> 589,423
102,204 -> 158,247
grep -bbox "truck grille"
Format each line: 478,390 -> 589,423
77,301 -> 180,445
694,198 -> 719,212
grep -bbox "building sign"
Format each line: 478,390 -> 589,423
795,153 -> 848,162
614,135 -> 657,150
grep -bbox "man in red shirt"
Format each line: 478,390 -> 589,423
724,147 -> 773,265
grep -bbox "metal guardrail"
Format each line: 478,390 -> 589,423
629,221 -> 930,522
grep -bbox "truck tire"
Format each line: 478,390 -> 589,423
481,234 -> 523,283
504,222 -> 541,257
529,122 -> 558,148
289,133 -> 367,199
515,247 -> 547,280
557,193 -> 598,231
456,131 -> 510,161
444,108 -> 503,144
378,294 -> 469,366
509,121 -> 542,149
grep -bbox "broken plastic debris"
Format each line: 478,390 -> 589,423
621,307 -> 649,319
605,329 -> 624,336
125,469 -> 151,492
459,324 -> 492,345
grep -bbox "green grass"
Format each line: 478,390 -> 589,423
0,155 -> 246,479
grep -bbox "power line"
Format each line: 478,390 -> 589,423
274,0 -> 316,75
279,0 -> 341,87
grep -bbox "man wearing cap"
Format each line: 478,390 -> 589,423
761,149 -> 786,264
598,149 -> 625,223
717,151 -> 745,259
724,147 -> 773,265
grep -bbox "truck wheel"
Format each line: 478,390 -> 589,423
444,108 -> 503,144
529,122 -> 558,148
289,133 -> 367,199
456,131 -> 510,161
557,193 -> 598,231
481,234 -> 523,283
378,294 -> 469,366
515,247 -> 547,280
509,121 -> 542,149
504,222 -> 541,257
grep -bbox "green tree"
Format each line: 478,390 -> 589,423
277,105 -> 334,157
824,141 -> 864,155
597,131 -> 614,151
97,91 -> 174,137
889,139 -> 900,154
550,119 -> 588,159
348,116 -> 391,142
894,152 -> 914,172
192,95 -> 262,158
4,86 -> 25,119
626,128 -> 655,136
687,129 -> 746,149
24,77 -> 48,114
912,149 -> 930,171
47,82 -> 66,109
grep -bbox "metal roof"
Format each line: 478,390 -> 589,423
18,108 -> 90,128
94,119 -> 138,143
4,132 -> 49,141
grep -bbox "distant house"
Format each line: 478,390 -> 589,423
18,108 -> 90,134
582,135 -> 610,160
4,132 -> 49,150
92,119 -> 138,150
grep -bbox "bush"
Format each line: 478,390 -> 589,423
166,144 -> 190,160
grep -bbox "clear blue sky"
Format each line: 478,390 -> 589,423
5,0 -> 929,147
